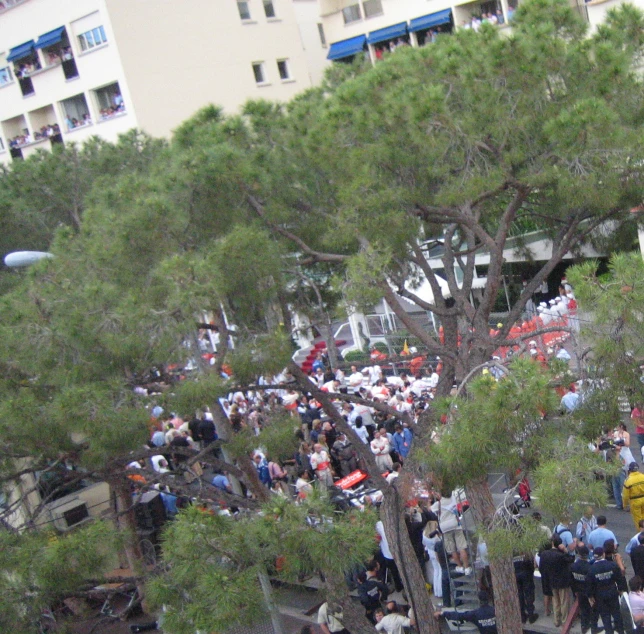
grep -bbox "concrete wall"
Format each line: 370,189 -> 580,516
293,0 -> 331,86
104,0 -> 314,138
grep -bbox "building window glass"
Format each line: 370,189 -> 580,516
0,66 -> 13,86
94,82 -> 125,120
362,0 -> 383,18
237,1 -> 251,20
342,4 -> 362,24
317,23 -> 327,47
60,93 -> 91,131
252,62 -> 266,84
263,0 -> 276,18
78,25 -> 107,52
277,59 -> 290,80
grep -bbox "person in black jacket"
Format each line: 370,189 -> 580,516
631,534 -> 644,580
538,535 -> 575,627
514,551 -> 539,624
436,591 -> 497,634
358,559 -> 388,624
586,546 -> 627,634
571,546 -> 600,634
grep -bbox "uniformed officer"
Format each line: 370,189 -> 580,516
357,560 -> 389,624
571,546 -> 600,634
436,591 -> 497,634
514,551 -> 539,624
585,546 -> 627,634
623,462 -> 644,530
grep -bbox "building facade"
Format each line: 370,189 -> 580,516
0,0 -> 328,163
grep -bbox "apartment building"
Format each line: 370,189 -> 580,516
0,0 -> 327,164
319,0 -> 598,64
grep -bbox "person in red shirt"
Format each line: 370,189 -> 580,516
632,404 -> 644,453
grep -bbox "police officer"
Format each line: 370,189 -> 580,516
357,559 -> 389,624
623,462 -> 644,531
571,546 -> 600,634
514,551 -> 539,624
585,546 -> 627,634
436,590 -> 497,634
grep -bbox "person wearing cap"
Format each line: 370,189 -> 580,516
623,462 -> 644,529
585,546 -> 627,634
571,546 -> 601,634
435,590 -> 497,634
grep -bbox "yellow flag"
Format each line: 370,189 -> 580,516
401,339 -> 410,355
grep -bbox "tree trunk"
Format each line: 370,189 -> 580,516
289,364 -> 439,634
465,477 -> 523,634
381,486 -> 440,634
113,478 -> 148,612
258,567 -> 285,634
211,305 -> 229,375
211,400 -> 270,502
320,318 -> 340,370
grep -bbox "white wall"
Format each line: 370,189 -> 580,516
293,0 -> 331,86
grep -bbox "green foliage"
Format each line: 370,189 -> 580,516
0,521 -> 118,632
568,253 -> 644,421
227,331 -> 294,385
422,359 -> 558,488
343,350 -> 371,364
532,441 -> 613,520
148,501 -> 377,634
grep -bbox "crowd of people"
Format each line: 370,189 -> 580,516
122,272 -> 644,633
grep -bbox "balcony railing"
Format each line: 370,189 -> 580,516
18,76 -> 34,96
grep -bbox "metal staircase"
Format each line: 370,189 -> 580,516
443,490 -> 480,632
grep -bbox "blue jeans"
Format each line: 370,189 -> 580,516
612,470 -> 626,509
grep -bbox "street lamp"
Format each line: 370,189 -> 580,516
3,251 -> 53,267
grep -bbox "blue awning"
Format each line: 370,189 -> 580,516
367,22 -> 408,45
327,34 -> 367,61
35,26 -> 66,50
409,9 -> 452,32
6,40 -> 35,62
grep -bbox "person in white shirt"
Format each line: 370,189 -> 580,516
386,462 -> 401,484
347,365 -> 364,392
352,417 -> 370,444
368,364 -> 383,385
555,345 -> 571,363
371,430 -> 394,470
351,402 -> 375,429
375,602 -> 415,633
372,379 -> 390,401
322,379 -> 340,393
428,368 -> 440,389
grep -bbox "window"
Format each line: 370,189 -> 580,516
277,59 -> 290,80
317,23 -> 327,47
252,62 -> 266,84
342,4 -> 362,24
362,0 -> 383,18
94,82 -> 125,119
237,1 -> 251,20
263,0 -> 276,18
78,25 -> 107,52
60,93 -> 91,131
0,66 -> 12,86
